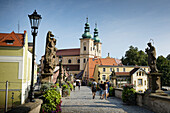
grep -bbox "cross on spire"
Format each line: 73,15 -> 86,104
86,16 -> 88,23
95,22 -> 97,28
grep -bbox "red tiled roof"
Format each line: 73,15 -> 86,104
88,58 -> 118,78
56,48 -> 80,56
130,67 -> 140,75
0,31 -> 25,47
116,72 -> 130,76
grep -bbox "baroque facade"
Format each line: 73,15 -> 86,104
55,18 -> 102,77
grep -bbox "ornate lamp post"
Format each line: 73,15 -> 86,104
58,56 -> 62,88
28,10 -> 42,102
67,67 -> 69,75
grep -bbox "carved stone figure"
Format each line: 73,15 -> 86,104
44,31 -> 57,73
145,42 -> 158,73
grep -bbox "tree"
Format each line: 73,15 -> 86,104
121,46 -> 148,66
166,54 -> 170,60
156,55 -> 170,86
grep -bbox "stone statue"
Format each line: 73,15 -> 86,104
145,42 -> 158,73
44,31 -> 57,73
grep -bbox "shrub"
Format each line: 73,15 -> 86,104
40,84 -> 51,92
67,81 -> 73,91
88,82 -> 92,87
109,87 -> 115,96
41,86 -> 62,113
122,84 -> 136,105
62,82 -> 70,97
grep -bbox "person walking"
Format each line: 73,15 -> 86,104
99,81 -> 104,99
78,81 -> 81,90
91,79 -> 97,99
106,80 -> 110,99
73,81 -> 76,91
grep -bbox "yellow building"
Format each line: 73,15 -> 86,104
130,67 -> 149,92
0,31 -> 36,108
93,64 -> 149,91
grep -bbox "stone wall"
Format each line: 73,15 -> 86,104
114,89 -> 170,113
7,99 -> 43,113
115,88 -> 123,99
137,93 -> 170,113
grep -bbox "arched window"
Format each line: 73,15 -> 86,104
102,75 -> 106,81
109,75 -> 112,80
77,59 -> 80,63
84,46 -> 86,51
123,68 -> 126,72
68,59 -> 71,63
117,68 -> 119,72
84,58 -> 86,63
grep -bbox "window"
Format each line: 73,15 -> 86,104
144,80 -> 146,85
138,90 -> 143,93
102,75 -> 106,81
117,68 -> 119,72
68,59 -> 71,63
138,79 -> 143,86
110,68 -> 112,72
6,40 -> 14,45
77,59 -> 80,63
134,81 -> 136,86
103,68 -> 105,72
109,75 -> 112,80
84,58 -> 86,63
137,72 -> 138,76
84,46 -> 86,51
139,72 -> 141,76
123,68 -> 126,72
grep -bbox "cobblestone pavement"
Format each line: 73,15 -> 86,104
61,86 -> 154,113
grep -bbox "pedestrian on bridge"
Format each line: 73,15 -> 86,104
91,79 -> 97,99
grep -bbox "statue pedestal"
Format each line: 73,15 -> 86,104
148,73 -> 162,93
113,78 -> 116,87
148,73 -> 168,96
41,73 -> 53,83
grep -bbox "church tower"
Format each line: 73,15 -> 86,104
93,23 -> 102,58
80,18 -> 95,70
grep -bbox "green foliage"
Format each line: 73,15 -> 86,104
88,81 -> 92,87
41,86 -> 62,113
122,84 -> 136,105
109,87 -> 115,96
166,54 -> 170,60
62,82 -> 71,97
68,82 -> 73,90
40,84 -> 51,92
157,55 -> 170,86
122,46 -> 148,66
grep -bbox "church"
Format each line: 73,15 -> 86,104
55,18 -> 102,78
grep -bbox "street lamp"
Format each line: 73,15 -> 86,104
28,10 -> 42,102
58,56 -> 62,88
67,67 -> 69,75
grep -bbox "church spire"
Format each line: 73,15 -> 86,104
93,23 -> 100,43
82,17 -> 92,39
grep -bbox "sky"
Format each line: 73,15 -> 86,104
0,0 -> 170,63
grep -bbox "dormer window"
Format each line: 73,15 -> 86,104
6,40 -> 14,45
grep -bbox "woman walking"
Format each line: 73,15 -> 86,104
91,79 -> 97,99
73,81 -> 76,91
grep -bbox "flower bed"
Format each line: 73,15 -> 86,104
41,84 -> 62,113
122,84 -> 136,105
